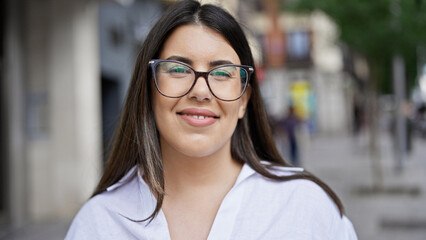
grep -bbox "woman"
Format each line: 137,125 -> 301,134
66,1 -> 357,239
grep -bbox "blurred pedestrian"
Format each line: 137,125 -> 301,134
65,1 -> 357,239
414,103 -> 426,138
282,105 -> 302,166
352,95 -> 364,136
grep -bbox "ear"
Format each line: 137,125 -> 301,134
238,84 -> 252,119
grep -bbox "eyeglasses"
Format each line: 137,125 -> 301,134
149,59 -> 254,101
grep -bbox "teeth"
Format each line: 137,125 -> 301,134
187,114 -> 207,119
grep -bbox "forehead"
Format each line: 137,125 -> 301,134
159,24 -> 241,66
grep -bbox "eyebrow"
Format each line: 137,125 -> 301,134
166,56 -> 193,65
165,55 -> 235,67
209,60 -> 234,66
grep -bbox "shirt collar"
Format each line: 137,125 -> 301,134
233,162 -> 256,187
105,162 -> 303,221
106,166 -> 138,192
105,166 -> 157,222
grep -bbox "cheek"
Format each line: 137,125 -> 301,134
220,102 -> 244,138
224,100 -> 245,120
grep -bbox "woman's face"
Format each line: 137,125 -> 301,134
152,24 -> 250,159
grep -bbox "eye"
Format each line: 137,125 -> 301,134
211,70 -> 231,77
167,64 -> 190,74
168,66 -> 190,73
158,62 -> 192,77
210,66 -> 236,79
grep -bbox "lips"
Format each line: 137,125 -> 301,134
177,108 -> 219,127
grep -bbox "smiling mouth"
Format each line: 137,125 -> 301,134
177,113 -> 220,119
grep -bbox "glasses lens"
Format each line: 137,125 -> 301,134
154,61 -> 194,97
208,66 -> 248,100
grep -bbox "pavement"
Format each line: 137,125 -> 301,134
300,131 -> 426,240
1,131 -> 425,240
0,220 -> 70,240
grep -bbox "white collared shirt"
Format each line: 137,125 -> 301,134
65,163 -> 357,240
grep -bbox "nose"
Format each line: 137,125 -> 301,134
187,76 -> 212,101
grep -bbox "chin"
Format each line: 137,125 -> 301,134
176,142 -> 228,159
180,148 -> 220,159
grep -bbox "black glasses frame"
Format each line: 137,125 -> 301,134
149,59 -> 254,101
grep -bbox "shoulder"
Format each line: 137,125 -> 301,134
242,164 -> 357,239
244,164 -> 337,213
248,163 -> 322,198
65,194 -> 114,239
65,167 -> 153,239
65,180 -> 138,239
249,170 -> 338,213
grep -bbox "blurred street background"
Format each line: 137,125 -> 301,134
1,0 -> 425,239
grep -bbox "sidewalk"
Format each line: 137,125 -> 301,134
0,220 -> 70,240
301,132 -> 426,240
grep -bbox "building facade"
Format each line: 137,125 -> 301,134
2,0 -> 163,230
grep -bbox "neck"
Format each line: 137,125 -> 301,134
161,142 -> 243,193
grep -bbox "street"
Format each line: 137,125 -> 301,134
301,132 -> 426,240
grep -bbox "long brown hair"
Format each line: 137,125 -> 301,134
93,0 -> 344,222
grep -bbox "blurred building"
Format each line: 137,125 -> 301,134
249,5 -> 353,134
2,0 -> 163,230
